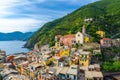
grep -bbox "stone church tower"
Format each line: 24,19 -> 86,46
82,25 -> 86,34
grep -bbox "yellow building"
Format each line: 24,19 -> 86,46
96,30 -> 105,38
59,49 -> 70,57
17,65 -> 23,74
84,36 -> 90,43
79,51 -> 91,66
43,55 -> 52,66
45,57 -> 55,66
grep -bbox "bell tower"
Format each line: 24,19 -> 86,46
82,25 -> 86,34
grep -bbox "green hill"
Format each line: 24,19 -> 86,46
25,0 -> 120,48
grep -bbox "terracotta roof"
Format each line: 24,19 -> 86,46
102,38 -> 111,40
63,34 -> 75,38
7,55 -> 15,62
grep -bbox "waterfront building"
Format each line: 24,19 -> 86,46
0,50 -> 6,63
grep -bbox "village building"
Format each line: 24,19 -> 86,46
43,55 -> 53,66
79,64 -> 103,80
55,25 -> 90,48
85,71 -> 103,80
83,43 -> 100,50
4,74 -> 29,80
17,61 -> 29,74
53,56 -> 61,66
38,67 -> 56,80
55,35 -> 62,42
96,30 -> 105,38
6,53 -> 27,69
70,52 -> 79,65
60,34 -> 76,47
84,18 -> 93,23
79,51 -> 91,66
40,45 -> 52,54
0,68 -> 29,80
33,43 -> 40,52
58,67 -> 69,80
100,38 -> 112,47
93,50 -> 101,55
53,42 -> 61,50
66,65 -> 79,80
58,57 -> 70,67
51,41 -> 62,53
0,50 -> 6,63
112,38 -> 120,47
27,51 -> 43,63
13,54 -> 27,65
58,48 -> 70,57
75,32 -> 84,44
111,75 -> 120,80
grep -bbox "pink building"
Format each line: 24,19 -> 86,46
100,38 -> 112,47
60,34 -> 76,47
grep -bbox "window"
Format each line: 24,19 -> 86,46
72,41 -> 76,43
78,34 -> 80,37
71,67 -> 77,69
82,63 -> 84,65
93,78 -> 97,80
87,78 -> 93,80
74,75 -> 76,80
67,75 -> 69,78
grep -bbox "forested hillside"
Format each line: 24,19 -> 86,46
25,0 -> 120,48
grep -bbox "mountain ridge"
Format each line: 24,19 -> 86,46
0,31 -> 33,41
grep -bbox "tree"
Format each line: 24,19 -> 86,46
103,61 -> 120,72
113,61 -> 120,71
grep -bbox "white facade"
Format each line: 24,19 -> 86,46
75,32 -> 84,44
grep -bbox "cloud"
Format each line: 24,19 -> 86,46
0,0 -> 98,33
0,18 -> 46,33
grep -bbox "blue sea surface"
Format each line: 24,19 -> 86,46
0,41 -> 29,55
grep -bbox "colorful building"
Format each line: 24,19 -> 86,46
100,38 -> 112,47
56,25 -> 91,47
0,50 -> 6,63
60,34 -> 76,47
66,65 -> 79,80
79,51 -> 91,66
96,30 -> 105,38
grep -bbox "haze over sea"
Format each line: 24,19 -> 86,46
0,41 -> 29,55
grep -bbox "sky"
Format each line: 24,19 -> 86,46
0,0 -> 98,33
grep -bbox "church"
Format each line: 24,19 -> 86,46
55,25 -> 91,47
